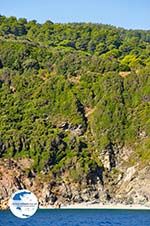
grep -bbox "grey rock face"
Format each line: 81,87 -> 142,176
0,147 -> 150,209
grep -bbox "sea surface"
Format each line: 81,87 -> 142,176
0,209 -> 150,226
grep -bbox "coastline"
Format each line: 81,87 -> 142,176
0,202 -> 150,211
39,203 -> 150,210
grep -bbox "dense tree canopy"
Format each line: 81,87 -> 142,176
0,15 -> 149,180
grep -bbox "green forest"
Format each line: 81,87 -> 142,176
0,15 -> 149,182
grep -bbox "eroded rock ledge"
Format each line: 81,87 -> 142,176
0,156 -> 150,209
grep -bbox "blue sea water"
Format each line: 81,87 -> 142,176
0,209 -> 150,226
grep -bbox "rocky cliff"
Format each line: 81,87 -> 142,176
1,145 -> 150,209
0,16 -> 150,209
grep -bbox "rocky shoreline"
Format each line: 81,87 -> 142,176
0,157 -> 150,210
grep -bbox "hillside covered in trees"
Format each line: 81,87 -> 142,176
0,15 -> 150,207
